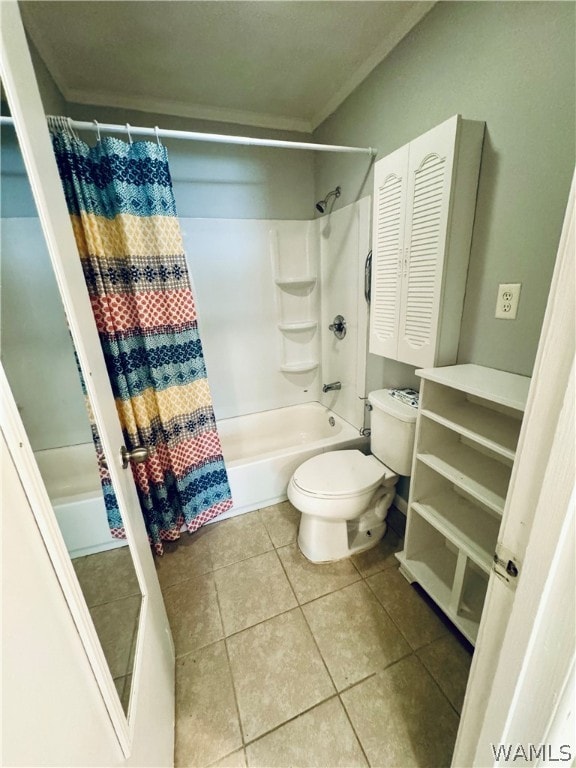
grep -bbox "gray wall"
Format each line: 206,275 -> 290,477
27,34 -> 66,115
313,1 -> 576,377
0,111 -> 36,218
65,103 -> 316,221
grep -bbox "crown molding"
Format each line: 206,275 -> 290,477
310,1 -> 436,130
63,88 -> 314,134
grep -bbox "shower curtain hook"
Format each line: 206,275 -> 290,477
93,120 -> 102,141
154,125 -> 162,147
66,116 -> 79,140
126,123 -> 133,144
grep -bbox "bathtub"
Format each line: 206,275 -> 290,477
217,402 -> 368,519
33,403 -> 366,553
34,443 -> 125,559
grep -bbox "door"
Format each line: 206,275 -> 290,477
1,2 -> 174,764
397,115 -> 457,367
369,143 -> 408,358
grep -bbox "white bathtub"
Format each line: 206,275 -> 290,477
33,403 -> 366,552
217,402 -> 368,519
34,443 -> 125,558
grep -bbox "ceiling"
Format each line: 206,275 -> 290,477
20,1 -> 434,133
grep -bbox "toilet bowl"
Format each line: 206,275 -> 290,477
288,389 -> 417,563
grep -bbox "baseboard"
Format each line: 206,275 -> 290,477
393,493 -> 408,515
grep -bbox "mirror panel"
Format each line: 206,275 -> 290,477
1,96 -> 142,715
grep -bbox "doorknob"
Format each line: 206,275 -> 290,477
121,445 -> 150,469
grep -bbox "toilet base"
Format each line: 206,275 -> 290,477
297,487 -> 394,563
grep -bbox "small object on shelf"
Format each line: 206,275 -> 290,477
388,388 -> 419,408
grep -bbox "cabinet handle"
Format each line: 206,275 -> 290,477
364,250 -> 372,303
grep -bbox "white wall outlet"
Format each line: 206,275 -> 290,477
495,282 -> 521,319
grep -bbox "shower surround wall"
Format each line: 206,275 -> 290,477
181,197 -> 371,430
181,218 -> 321,420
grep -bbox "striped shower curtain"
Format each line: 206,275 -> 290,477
48,117 -> 232,554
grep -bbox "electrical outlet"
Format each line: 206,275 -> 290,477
495,283 -> 521,319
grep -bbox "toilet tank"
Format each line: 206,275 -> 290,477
368,389 -> 418,475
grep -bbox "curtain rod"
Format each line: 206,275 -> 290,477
0,115 -> 377,156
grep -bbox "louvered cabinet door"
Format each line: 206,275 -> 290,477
397,117 -> 458,367
369,144 -> 409,358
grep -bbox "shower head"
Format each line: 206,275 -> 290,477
315,186 -> 341,214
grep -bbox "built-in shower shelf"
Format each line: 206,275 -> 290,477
278,321 -> 317,332
280,361 -> 319,373
271,226 -> 319,376
275,277 -> 317,289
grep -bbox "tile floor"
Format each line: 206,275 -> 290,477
155,502 -> 473,768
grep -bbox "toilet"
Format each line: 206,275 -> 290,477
287,389 -> 417,563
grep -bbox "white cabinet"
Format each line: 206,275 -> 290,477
369,115 -> 485,368
397,364 -> 530,644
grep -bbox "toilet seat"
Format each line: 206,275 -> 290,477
291,449 -> 394,499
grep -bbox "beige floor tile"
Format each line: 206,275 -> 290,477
208,749 -> 246,768
246,696 -> 368,768
260,501 -> 300,548
74,546 -> 140,607
209,749 -> 246,768
90,594 -> 140,679
175,641 -> 242,768
164,573 -> 223,656
227,608 -> 335,742
368,567 -> 449,649
417,634 -> 473,714
341,655 -> 459,767
214,551 -> 297,635
302,581 -> 411,691
351,527 -> 403,577
277,543 -> 360,604
155,527 -> 214,590
207,512 -> 273,569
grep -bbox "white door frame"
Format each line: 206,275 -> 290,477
453,172 -> 575,765
1,2 -> 174,762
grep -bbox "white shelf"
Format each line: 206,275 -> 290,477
416,364 -> 530,411
277,321 -> 317,332
275,277 -> 317,289
397,548 -> 482,644
397,546 -> 455,610
399,364 -> 527,647
416,444 -> 510,516
279,361 -> 318,373
411,492 -> 499,573
421,401 -> 521,461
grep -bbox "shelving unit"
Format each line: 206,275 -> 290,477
397,363 -> 530,644
270,227 -> 320,375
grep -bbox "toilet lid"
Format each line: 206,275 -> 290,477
292,450 -> 391,498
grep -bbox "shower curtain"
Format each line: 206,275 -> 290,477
48,117 -> 232,554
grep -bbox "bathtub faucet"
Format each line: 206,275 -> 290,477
322,381 -> 342,393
